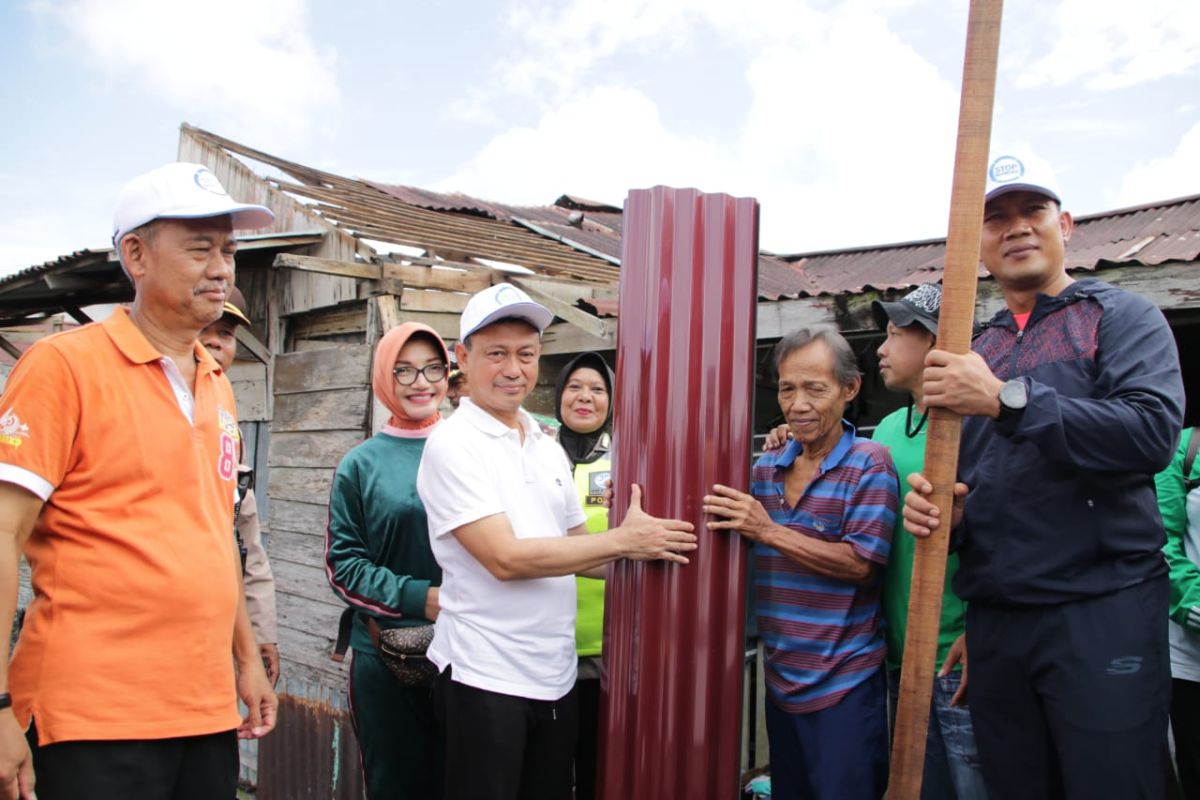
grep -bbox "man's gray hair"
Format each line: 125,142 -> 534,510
773,326 -> 862,386
115,220 -> 159,280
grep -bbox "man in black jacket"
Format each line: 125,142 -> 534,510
903,152 -> 1184,799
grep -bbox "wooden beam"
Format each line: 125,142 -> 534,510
372,294 -> 404,333
274,252 -> 380,281
235,326 -> 271,365
890,1 -> 1003,796
539,320 -> 615,356
511,278 -> 613,342
383,262 -> 494,293
63,306 -> 93,325
399,290 -> 469,315
0,334 -> 23,360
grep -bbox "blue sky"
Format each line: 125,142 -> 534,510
2,0 -> 1197,273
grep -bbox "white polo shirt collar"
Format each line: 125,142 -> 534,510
455,397 -> 543,442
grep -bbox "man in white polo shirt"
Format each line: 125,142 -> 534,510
417,283 -> 697,800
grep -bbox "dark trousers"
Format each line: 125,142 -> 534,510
434,666 -> 577,800
349,648 -> 444,800
764,667 -> 889,800
1172,678 -> 1200,798
573,676 -> 600,800
967,578 -> 1171,800
27,721 -> 237,800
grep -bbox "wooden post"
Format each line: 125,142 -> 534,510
888,1 -> 1004,797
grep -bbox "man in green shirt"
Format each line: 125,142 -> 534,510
872,283 -> 987,799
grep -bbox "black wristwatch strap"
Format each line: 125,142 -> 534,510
0,693 -> 12,710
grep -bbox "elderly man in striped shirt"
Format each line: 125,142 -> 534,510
705,327 -> 897,800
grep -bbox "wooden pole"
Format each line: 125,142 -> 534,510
888,1 -> 1004,797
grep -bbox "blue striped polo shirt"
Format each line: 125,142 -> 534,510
752,422 -> 896,713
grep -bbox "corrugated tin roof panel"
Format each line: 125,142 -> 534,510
781,193 -> 1200,295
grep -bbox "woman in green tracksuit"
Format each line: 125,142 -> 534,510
554,352 -> 615,800
326,322 -> 450,799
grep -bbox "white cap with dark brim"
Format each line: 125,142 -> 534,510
460,283 -> 554,341
113,162 -> 275,245
985,153 -> 1062,204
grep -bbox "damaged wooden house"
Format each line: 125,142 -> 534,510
0,121 -> 1196,796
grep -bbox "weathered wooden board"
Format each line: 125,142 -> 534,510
391,310 -> 460,342
400,289 -> 470,314
275,252 -> 381,281
274,346 -> 372,394
386,263 -> 493,293
231,378 -> 269,422
540,321 -> 614,356
279,270 -> 361,319
268,503 -> 331,542
277,621 -> 346,682
277,583 -> 344,625
269,431 -> 364,469
272,389 -> 369,433
272,557 -> 338,605
269,529 -> 328,566
267,466 -> 335,504
289,305 -> 369,340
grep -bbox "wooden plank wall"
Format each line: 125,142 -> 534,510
266,343 -> 373,687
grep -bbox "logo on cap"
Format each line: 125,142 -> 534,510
989,156 -> 1024,185
494,284 -> 522,306
904,283 -> 942,315
194,167 -> 229,196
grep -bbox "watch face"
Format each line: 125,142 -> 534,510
1000,380 -> 1028,410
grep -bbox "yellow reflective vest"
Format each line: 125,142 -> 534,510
575,454 -> 611,656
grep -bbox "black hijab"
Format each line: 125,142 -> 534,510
554,352 -> 615,466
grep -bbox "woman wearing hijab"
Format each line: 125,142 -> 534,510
326,323 -> 450,799
554,352 -> 615,800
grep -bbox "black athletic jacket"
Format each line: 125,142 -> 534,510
954,279 -> 1184,606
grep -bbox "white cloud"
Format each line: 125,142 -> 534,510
492,0 -> 827,104
437,86 -> 734,206
443,1 -> 961,252
1117,122 -> 1200,206
29,0 -> 339,142
1014,0 -> 1200,90
0,170 -> 112,275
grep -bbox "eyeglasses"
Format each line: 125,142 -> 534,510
393,363 -> 448,385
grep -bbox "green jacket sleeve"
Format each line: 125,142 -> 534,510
1157,429 -> 1200,632
324,453 -> 429,619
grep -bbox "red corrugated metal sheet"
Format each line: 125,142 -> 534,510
600,186 -> 758,800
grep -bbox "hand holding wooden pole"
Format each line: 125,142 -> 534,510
888,1 -> 1004,797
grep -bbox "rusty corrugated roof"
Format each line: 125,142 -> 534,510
781,193 -> 1200,295
14,127 -> 1197,315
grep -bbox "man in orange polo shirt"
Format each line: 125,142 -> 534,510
0,162 -> 278,800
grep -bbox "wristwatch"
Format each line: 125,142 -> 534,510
0,693 -> 11,710
998,379 -> 1028,420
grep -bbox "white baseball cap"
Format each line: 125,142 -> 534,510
985,152 -> 1062,204
112,162 -> 275,245
460,283 -> 554,341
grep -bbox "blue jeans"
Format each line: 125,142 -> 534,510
888,669 -> 988,800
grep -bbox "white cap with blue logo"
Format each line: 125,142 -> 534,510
113,162 -> 275,245
460,283 -> 554,341
985,152 -> 1062,204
